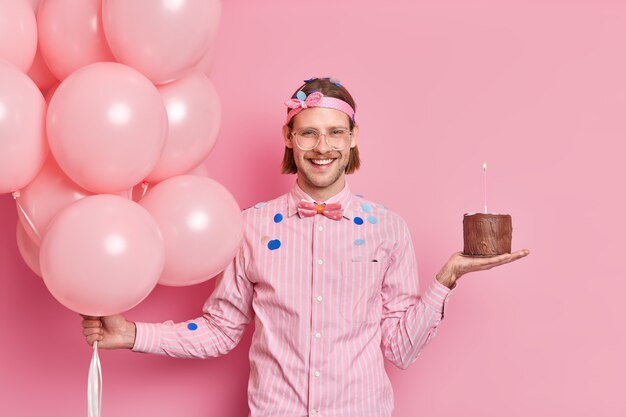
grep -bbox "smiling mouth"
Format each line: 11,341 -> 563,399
309,158 -> 335,166
306,153 -> 339,167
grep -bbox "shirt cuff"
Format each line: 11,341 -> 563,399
421,277 -> 454,315
132,322 -> 162,353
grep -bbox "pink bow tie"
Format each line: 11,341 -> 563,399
297,200 -> 343,221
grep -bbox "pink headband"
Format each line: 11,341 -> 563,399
285,91 -> 355,123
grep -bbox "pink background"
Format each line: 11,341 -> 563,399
1,0 -> 625,416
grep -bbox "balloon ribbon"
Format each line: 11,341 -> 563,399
87,341 -> 102,417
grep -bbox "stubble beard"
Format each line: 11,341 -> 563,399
298,153 -> 350,191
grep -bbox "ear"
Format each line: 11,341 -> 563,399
350,124 -> 359,148
282,125 -> 293,148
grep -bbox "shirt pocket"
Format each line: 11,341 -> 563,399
338,260 -> 383,324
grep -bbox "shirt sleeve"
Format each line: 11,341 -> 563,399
132,245 -> 254,359
380,218 -> 454,369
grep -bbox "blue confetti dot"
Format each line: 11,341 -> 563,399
187,323 -> 198,331
354,239 -> 365,246
362,203 -> 373,213
367,216 -> 378,224
329,77 -> 342,87
296,91 -> 307,100
274,213 -> 283,223
353,217 -> 364,225
268,239 -> 282,250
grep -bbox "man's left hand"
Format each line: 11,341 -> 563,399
436,249 -> 531,288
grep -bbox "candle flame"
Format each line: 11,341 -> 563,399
483,162 -> 487,170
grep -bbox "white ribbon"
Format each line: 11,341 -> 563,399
12,191 -> 42,244
140,181 -> 149,199
87,341 -> 102,417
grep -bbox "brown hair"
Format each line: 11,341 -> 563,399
281,78 -> 361,174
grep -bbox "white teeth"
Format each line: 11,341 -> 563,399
311,159 -> 333,165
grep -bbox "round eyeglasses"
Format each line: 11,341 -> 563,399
290,128 -> 352,151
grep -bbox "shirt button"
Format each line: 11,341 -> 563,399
314,332 -> 321,339
314,370 -> 321,377
317,259 -> 323,265
318,225 -> 323,231
316,295 -> 323,302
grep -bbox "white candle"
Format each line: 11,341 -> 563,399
483,162 -> 488,214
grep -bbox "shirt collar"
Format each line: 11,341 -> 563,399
287,181 -> 354,220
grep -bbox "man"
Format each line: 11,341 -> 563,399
82,78 -> 529,416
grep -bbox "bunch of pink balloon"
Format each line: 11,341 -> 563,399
1,0 -> 242,317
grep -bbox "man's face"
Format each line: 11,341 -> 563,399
283,107 -> 358,194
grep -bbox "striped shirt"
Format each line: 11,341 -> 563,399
133,182 -> 453,417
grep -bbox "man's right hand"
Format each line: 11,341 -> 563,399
81,315 -> 136,349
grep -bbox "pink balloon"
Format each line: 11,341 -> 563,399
0,0 -> 37,72
146,70 -> 221,183
24,0 -> 41,12
128,160 -> 209,202
16,157 -> 92,243
38,0 -> 115,81
195,43 -> 217,78
139,175 -> 243,287
47,62 -> 167,193
27,47 -> 58,92
102,0 -> 221,85
194,1 -> 221,77
187,162 -> 209,177
0,60 -> 48,194
16,222 -> 42,278
40,194 -> 164,316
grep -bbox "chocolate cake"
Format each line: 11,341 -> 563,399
463,213 -> 512,257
